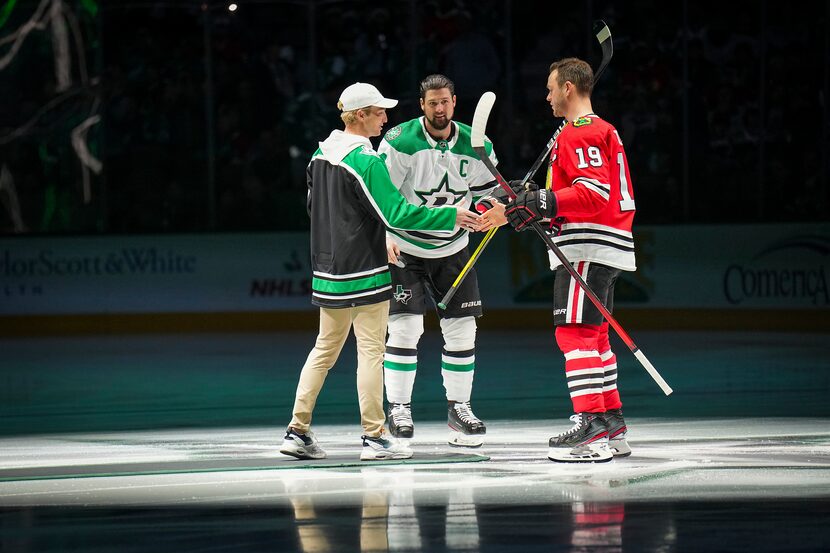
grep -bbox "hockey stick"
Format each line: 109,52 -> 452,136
518,20 -> 614,189
471,91 -> 673,396
438,20 -> 613,311
437,226 -> 497,309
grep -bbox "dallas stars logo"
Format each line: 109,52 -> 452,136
385,125 -> 402,140
393,285 -> 412,305
414,172 -> 465,207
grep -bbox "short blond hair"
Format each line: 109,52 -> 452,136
339,105 -> 379,125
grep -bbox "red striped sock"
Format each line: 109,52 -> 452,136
556,324 -> 605,413
598,322 -> 622,410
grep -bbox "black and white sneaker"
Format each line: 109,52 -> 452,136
360,434 -> 413,461
448,401 -> 486,448
280,428 -> 327,460
548,413 -> 611,463
603,408 -> 631,457
388,402 -> 414,439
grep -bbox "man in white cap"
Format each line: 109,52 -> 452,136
281,82 -> 481,461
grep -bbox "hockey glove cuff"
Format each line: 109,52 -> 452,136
505,189 -> 557,232
475,186 -> 511,213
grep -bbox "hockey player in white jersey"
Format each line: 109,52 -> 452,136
378,74 -> 497,447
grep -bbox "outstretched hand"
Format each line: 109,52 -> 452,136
455,208 -> 482,232
474,179 -> 538,232
477,201 -> 507,231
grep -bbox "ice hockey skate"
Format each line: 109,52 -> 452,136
548,413 -> 612,463
603,408 -> 632,457
360,434 -> 413,461
388,402 -> 414,439
280,428 -> 327,460
447,401 -> 486,447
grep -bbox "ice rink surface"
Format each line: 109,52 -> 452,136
1,418 -> 829,552
1,329 -> 828,551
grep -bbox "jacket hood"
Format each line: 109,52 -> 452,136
319,130 -> 372,165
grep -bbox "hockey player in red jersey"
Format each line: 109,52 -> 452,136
479,57 -> 635,463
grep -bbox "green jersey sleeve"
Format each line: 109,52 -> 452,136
360,157 -> 456,232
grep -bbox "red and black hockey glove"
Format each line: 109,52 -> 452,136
505,188 -> 557,232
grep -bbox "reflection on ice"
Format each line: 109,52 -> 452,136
282,467 -> 660,553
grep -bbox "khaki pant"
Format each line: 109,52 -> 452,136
289,301 -> 389,437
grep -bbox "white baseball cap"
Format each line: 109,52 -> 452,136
338,82 -> 398,111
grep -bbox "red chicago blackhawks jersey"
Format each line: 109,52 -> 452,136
545,114 -> 637,271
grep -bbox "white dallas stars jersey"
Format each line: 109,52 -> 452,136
378,116 -> 498,258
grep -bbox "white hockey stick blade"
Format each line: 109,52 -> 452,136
634,349 -> 673,396
592,20 -> 613,81
471,91 -> 496,148
595,22 -> 611,44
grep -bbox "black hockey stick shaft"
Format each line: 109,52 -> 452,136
438,20 -> 613,310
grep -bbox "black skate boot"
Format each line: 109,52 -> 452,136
387,402 -> 414,439
448,401 -> 486,448
548,412 -> 611,463
602,408 -> 631,458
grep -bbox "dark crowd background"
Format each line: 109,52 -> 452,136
0,0 -> 827,235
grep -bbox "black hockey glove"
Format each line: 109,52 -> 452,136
505,188 -> 557,232
474,186 -> 510,213
476,179 -> 539,213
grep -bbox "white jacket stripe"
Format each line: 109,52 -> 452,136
314,265 -> 389,280
312,286 -> 392,301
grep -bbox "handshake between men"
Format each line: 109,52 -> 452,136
431,179 -> 558,236
476,180 -> 558,232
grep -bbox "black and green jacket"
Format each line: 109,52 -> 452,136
307,130 -> 456,308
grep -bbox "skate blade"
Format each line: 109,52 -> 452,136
548,444 -> 612,463
610,438 -> 631,458
448,431 -> 484,448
